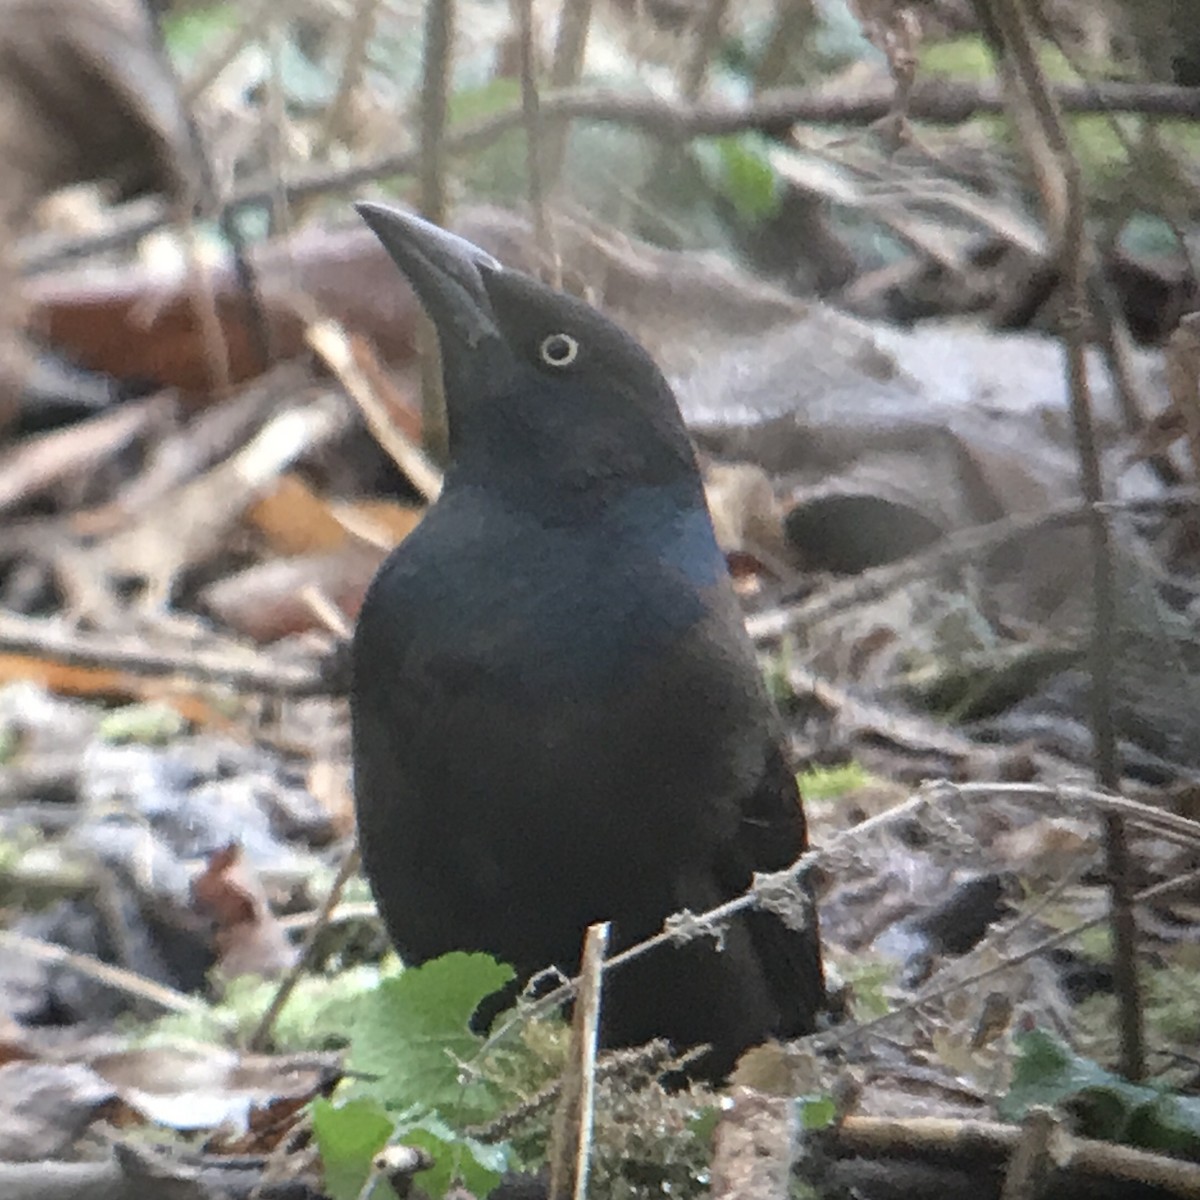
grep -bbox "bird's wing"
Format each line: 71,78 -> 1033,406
733,741 -> 825,1038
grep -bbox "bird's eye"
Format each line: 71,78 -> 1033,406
539,332 -> 579,368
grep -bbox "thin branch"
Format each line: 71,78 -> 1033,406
548,922 -> 608,1200
0,929 -> 226,1021
22,80 -> 1200,275
314,0 -> 384,156
248,846 -> 361,1051
840,860 -> 1200,1057
512,0 -> 552,262
746,488 -> 1200,643
418,0 -> 454,227
680,0 -> 732,102
306,319 -> 443,502
982,0 -> 1143,1082
475,779 -> 1198,1060
181,0 -> 276,104
0,611 -> 343,696
416,0 -> 456,462
543,0 -> 595,196
753,0 -> 817,95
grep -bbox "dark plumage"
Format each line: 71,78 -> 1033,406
349,203 -> 824,1078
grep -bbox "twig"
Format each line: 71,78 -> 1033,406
849,0 -> 922,146
181,0 -> 276,104
982,0 -> 1143,1082
478,791 -> 930,1052
248,846 -> 361,1051
477,779 -> 1199,1059
512,0 -> 552,262
278,900 -> 377,932
953,781 -> 1200,848
680,0 -> 732,102
306,319 -> 443,502
1000,1108 -> 1058,1200
146,0 -> 273,377
178,202 -> 233,394
1032,20 -> 1194,483
0,929 -> 224,1021
831,1114 -> 1200,1196
830,782 -> 1200,1056
0,399 -> 160,516
412,0 -> 456,464
543,0 -> 595,202
1034,18 -> 1200,289
302,585 -> 355,640
746,487 -> 1200,645
315,0 -> 384,156
22,80 -> 1200,275
749,498 -> 1074,642
0,611 -> 342,696
414,0 -> 456,466
548,922 -> 608,1200
753,0 -> 816,94
419,0 -> 454,229
833,861 -> 1200,1056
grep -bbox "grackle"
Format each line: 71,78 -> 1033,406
349,202 -> 824,1078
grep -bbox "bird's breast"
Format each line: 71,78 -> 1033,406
399,487 -> 728,696
353,483 -> 768,892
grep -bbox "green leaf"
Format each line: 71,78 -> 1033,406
399,1114 -> 510,1199
688,1105 -> 721,1143
797,1095 -> 838,1130
312,1096 -> 395,1200
797,763 -> 874,802
344,952 -> 515,1117
1001,1029 -> 1200,1156
99,702 -> 187,745
1002,1027 -> 1113,1111
694,135 -> 781,223
312,1097 -> 511,1200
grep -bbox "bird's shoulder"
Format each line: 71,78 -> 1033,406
355,483 -> 728,677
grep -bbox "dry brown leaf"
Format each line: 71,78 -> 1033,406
191,844 -> 296,982
334,497 -> 426,547
0,0 -> 192,421
28,227 -> 425,397
0,653 -> 244,730
0,397 -> 162,515
245,473 -> 352,556
306,759 -> 356,840
199,541 -> 385,642
90,1043 -> 331,1139
61,398 -> 346,617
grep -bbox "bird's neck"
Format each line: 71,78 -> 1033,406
443,474 -> 725,584
602,486 -> 726,587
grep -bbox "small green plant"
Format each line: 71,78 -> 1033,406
142,965 -> 391,1049
1001,1028 -> 1200,1157
797,762 -> 873,801
313,953 -> 557,1200
693,134 -> 783,223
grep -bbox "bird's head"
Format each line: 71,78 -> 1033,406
356,202 -> 704,515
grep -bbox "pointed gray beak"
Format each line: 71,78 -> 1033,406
355,201 -> 503,352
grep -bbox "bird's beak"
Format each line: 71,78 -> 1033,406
355,201 -> 504,354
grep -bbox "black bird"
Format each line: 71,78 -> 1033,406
350,202 -> 824,1078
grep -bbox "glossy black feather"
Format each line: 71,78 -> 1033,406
350,204 -> 824,1077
